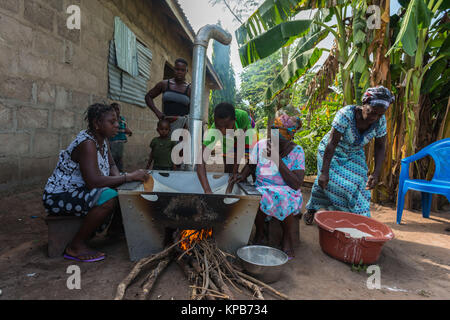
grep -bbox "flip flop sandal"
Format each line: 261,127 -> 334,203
283,249 -> 294,260
64,250 -> 106,263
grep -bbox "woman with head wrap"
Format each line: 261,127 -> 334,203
304,86 -> 395,225
236,114 -> 305,258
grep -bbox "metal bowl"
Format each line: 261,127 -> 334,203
237,245 -> 289,284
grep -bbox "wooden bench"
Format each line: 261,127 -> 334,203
44,216 -> 84,258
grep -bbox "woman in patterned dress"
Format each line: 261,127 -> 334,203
304,86 -> 395,225
236,115 -> 305,258
43,103 -> 149,262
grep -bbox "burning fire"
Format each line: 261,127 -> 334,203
180,229 -> 213,251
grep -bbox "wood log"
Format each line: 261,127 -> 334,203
235,277 -> 264,300
235,270 -> 289,300
115,233 -> 196,300
140,257 -> 171,300
210,269 -> 234,300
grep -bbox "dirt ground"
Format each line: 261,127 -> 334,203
0,185 -> 449,300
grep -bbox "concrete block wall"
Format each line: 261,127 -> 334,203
0,0 -> 212,196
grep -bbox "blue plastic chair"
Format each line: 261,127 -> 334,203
396,138 -> 450,224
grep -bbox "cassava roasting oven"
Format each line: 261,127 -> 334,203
117,171 -> 261,261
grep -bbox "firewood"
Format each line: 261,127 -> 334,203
140,257 -> 171,300
235,277 -> 264,300
210,269 -> 234,300
115,231 -> 199,300
235,270 -> 289,300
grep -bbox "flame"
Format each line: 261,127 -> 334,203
180,229 -> 213,251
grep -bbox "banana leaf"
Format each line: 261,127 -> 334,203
421,58 -> 447,94
290,9 -> 331,59
386,0 -> 433,57
239,19 -> 312,67
236,0 -> 350,46
265,47 -> 323,101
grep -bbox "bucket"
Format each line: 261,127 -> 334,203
314,211 -> 394,264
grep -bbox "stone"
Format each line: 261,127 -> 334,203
24,0 -> 55,32
0,15 -> 33,48
18,51 -> 51,79
20,156 -> 53,181
42,0 -> 63,11
52,110 -> 75,129
57,14 -> 80,44
0,0 -> 20,13
0,44 -> 19,76
72,90 -> 91,111
55,86 -> 69,109
17,107 -> 49,129
0,133 -> 31,157
33,132 -> 60,156
33,31 -> 64,60
0,103 -> 13,129
0,159 -> 20,184
37,82 -> 56,105
0,76 -> 33,102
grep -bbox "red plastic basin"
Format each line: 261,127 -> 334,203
314,211 -> 395,264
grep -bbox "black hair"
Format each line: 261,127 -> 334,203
111,102 -> 120,112
214,102 -> 236,120
175,58 -> 188,67
157,118 -> 171,128
84,103 -> 115,132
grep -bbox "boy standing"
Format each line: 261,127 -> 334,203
146,119 -> 177,171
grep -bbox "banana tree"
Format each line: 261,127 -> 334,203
369,0 -> 450,207
386,0 -> 449,159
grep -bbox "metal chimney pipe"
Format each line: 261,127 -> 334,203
186,25 -> 232,171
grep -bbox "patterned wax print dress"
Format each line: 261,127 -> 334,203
251,139 -> 305,221
306,105 -> 387,217
43,130 -> 118,230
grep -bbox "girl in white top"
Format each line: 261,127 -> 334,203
43,103 -> 149,262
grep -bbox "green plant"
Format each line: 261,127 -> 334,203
293,91 -> 342,175
351,259 -> 368,272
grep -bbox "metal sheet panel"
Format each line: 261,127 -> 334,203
108,40 -> 122,101
137,41 -> 152,80
107,37 -> 153,107
121,72 -> 148,107
114,17 -> 139,77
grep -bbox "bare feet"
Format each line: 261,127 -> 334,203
282,235 -> 294,259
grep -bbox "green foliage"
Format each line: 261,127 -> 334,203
239,50 -> 283,107
209,35 -> 237,125
351,259 -> 368,272
238,19 -> 313,67
265,47 -> 323,101
386,0 -> 433,57
293,92 -> 342,175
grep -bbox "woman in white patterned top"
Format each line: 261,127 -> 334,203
43,103 -> 149,262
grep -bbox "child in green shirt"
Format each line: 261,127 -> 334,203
146,119 -> 177,171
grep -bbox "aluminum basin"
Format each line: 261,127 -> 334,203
237,245 -> 289,284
